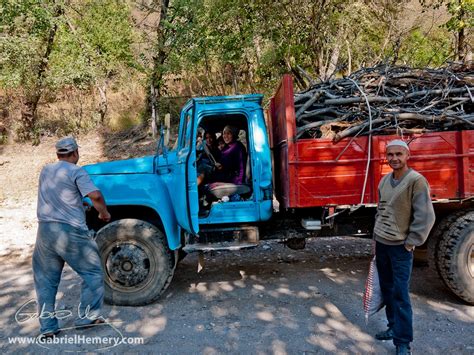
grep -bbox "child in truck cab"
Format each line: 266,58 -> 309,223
217,136 -> 225,151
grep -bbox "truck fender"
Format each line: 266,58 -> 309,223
90,174 -> 182,250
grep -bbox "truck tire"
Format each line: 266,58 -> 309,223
427,209 -> 472,274
437,211 -> 474,304
95,219 -> 175,306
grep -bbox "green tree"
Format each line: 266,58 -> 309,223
398,28 -> 452,66
0,0 -> 137,140
146,0 -> 405,98
55,0 -> 137,123
0,0 -> 64,140
420,0 -> 474,60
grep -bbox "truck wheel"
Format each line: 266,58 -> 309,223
95,219 -> 175,306
427,209 -> 472,274
437,211 -> 474,304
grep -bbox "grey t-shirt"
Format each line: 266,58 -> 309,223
37,161 -> 98,230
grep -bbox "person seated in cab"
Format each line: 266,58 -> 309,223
197,131 -> 221,185
217,136 -> 225,151
211,125 -> 247,185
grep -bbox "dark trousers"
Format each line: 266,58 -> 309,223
375,241 -> 414,346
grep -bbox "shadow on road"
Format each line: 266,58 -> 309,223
1,239 -> 472,353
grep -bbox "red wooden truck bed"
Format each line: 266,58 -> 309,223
269,75 -> 474,209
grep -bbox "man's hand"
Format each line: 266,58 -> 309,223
88,190 -> 111,223
404,244 -> 415,252
98,211 -> 111,222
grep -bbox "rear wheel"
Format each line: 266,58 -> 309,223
96,219 -> 175,306
427,210 -> 472,273
437,211 -> 474,304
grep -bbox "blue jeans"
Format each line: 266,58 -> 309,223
32,222 -> 104,334
375,241 -> 414,346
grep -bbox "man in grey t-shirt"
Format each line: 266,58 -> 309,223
33,137 -> 111,338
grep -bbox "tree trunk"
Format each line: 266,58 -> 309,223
456,24 -> 465,61
325,44 -> 340,80
150,84 -> 158,138
19,5 -> 63,140
346,39 -> 352,75
456,0 -> 465,61
97,79 -> 109,124
232,65 -> 238,94
149,0 -> 170,119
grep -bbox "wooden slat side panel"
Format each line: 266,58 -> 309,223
294,137 -> 371,206
288,131 -> 474,208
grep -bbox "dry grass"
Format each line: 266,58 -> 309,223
0,80 -> 147,142
107,80 -> 146,131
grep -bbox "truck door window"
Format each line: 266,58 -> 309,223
179,110 -> 193,150
185,112 -> 193,149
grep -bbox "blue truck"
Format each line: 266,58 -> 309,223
85,76 -> 474,306
85,95 -> 274,306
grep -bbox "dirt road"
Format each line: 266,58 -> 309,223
1,237 -> 473,354
1,135 -> 473,354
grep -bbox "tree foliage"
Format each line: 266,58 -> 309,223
152,0 -> 455,98
397,28 -> 452,67
0,0 -> 468,140
0,0 -> 60,90
420,0 -> 473,59
0,0 -> 138,139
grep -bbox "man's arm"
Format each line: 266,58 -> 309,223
87,190 -> 111,222
405,177 -> 435,249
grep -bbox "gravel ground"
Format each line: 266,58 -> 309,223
0,237 -> 473,354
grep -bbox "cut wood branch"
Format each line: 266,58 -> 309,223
292,64 -> 474,141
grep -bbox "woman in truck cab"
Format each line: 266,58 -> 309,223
212,125 -> 247,185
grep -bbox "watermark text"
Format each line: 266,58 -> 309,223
8,334 -> 144,347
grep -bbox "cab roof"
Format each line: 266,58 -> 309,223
190,94 -> 263,106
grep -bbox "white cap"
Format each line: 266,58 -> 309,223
386,139 -> 409,151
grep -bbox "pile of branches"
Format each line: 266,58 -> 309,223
294,63 -> 474,142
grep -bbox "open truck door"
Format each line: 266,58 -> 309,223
171,100 -> 199,235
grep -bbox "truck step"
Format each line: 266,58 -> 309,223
183,241 -> 258,252
301,218 -> 322,230
183,226 -> 259,252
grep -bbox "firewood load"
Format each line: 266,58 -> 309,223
294,63 -> 474,142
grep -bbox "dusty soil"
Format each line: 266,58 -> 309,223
0,133 -> 473,354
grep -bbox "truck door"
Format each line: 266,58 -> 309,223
172,101 -> 199,235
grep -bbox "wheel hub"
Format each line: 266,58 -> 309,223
121,261 -> 133,272
105,243 -> 150,287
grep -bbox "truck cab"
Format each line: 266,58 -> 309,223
190,95 -> 273,227
84,94 -> 273,306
